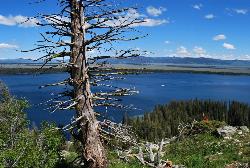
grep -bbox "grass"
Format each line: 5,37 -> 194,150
57,121 -> 250,168
109,121 -> 250,168
108,151 -> 147,168
163,132 -> 250,168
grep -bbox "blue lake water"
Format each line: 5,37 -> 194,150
0,72 -> 250,126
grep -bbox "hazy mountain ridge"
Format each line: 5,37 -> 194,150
1,57 -> 250,67
0,58 -> 58,64
107,56 -> 250,67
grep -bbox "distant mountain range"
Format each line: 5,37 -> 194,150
0,58 -> 57,64
1,57 -> 250,67
107,56 -> 250,67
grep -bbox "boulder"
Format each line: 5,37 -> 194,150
239,126 -> 249,133
217,126 -> 237,138
224,162 -> 249,168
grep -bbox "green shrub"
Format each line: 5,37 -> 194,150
0,82 -> 64,168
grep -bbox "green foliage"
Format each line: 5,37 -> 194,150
183,120 -> 226,137
0,83 -> 64,168
163,131 -> 250,168
108,121 -> 250,168
1,82 -> 249,168
128,99 -> 250,141
108,151 -> 147,168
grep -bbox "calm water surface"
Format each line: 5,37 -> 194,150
0,72 -> 250,126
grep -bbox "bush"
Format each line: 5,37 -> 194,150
0,82 -> 64,168
183,120 -> 226,137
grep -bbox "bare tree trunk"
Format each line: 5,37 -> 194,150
69,0 -> 107,167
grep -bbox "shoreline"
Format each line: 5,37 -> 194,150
0,63 -> 250,76
0,64 -> 66,74
109,64 -> 250,76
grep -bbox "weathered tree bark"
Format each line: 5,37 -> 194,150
23,0 -> 146,166
69,0 -> 107,167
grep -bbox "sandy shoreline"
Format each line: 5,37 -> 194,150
110,64 -> 250,75
0,63 -> 250,75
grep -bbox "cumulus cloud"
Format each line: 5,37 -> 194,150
166,46 -> 250,60
223,43 -> 236,50
192,4 -> 203,10
204,14 -> 215,19
240,54 -> 250,60
193,46 -> 206,56
139,18 -> 168,27
213,34 -> 226,41
103,8 -> 168,27
0,43 -> 18,49
0,15 -> 39,27
234,9 -> 248,15
226,8 -> 248,16
176,46 -> 190,56
146,6 -> 167,17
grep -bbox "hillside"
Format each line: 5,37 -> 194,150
1,84 -> 249,168
108,121 -> 250,168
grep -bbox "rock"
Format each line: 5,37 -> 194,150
165,160 -> 172,168
159,161 -> 187,168
224,162 -> 249,168
217,126 -> 237,138
224,136 -> 232,140
173,165 -> 186,168
60,150 -> 71,158
234,138 -> 240,142
239,126 -> 249,133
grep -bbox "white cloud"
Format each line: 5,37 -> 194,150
234,9 -> 248,15
215,54 -> 250,60
0,43 -> 18,49
168,52 -> 250,60
204,14 -> 215,19
213,34 -> 226,41
193,46 -> 206,56
45,15 -> 70,24
139,18 -> 168,27
0,15 -> 39,27
17,55 -> 37,60
165,41 -> 170,44
176,46 -> 190,56
240,54 -> 250,60
223,43 -> 236,50
102,8 -> 168,27
146,6 -> 167,17
226,8 -> 248,16
193,4 -> 203,10
166,46 -> 250,60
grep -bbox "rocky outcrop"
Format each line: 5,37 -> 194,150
217,125 -> 249,138
217,126 -> 237,138
239,126 -> 249,133
225,162 -> 249,168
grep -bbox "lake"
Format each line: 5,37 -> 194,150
0,72 -> 250,126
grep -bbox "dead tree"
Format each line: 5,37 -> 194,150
23,0 -> 146,167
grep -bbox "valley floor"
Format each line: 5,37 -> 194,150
110,63 -> 250,76
1,63 -> 250,75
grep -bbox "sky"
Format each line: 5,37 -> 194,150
1,0 -> 250,60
